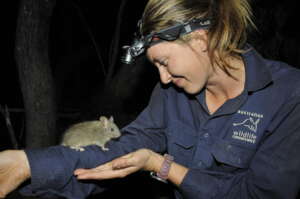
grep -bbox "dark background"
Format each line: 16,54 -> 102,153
1,0 -> 154,149
1,0 -> 300,198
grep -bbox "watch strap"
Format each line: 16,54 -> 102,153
150,154 -> 174,183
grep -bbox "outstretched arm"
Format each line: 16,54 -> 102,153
74,149 -> 188,186
0,84 -> 168,199
0,150 -> 30,198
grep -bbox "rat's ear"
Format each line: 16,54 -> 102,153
99,116 -> 109,128
109,116 -> 114,123
99,116 -> 105,122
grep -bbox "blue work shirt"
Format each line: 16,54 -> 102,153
21,46 -> 300,199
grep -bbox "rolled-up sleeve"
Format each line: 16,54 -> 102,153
179,96 -> 300,199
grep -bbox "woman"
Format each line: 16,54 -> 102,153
1,0 -> 300,198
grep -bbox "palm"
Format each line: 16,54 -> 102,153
112,149 -> 151,170
0,150 -> 29,198
75,149 -> 153,180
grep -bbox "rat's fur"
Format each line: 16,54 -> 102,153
61,116 -> 121,151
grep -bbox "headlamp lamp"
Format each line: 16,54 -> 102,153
121,17 -> 211,64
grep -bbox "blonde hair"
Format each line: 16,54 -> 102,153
141,0 -> 255,77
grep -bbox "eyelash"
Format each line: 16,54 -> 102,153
153,58 -> 168,67
159,59 -> 168,66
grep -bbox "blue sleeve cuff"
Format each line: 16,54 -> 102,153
179,168 -> 221,199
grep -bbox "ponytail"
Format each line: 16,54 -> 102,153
208,0 -> 255,76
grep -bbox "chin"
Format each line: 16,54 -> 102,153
183,86 -> 201,95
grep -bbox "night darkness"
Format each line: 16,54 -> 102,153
1,0 -> 154,150
1,0 -> 300,198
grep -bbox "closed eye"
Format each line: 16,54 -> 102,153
161,59 -> 168,66
153,58 -> 168,67
159,58 -> 168,66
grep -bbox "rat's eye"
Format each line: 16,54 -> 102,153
111,128 -> 114,132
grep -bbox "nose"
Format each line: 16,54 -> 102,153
158,66 -> 172,84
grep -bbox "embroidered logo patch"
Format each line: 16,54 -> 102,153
233,117 -> 260,132
232,110 -> 263,144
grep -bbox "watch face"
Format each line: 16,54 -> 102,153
150,171 -> 167,183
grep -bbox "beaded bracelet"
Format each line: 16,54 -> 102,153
150,154 -> 174,183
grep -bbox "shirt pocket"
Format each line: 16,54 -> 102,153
166,120 -> 197,167
211,138 -> 256,169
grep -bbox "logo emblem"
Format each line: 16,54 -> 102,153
233,117 -> 260,133
231,110 -> 263,144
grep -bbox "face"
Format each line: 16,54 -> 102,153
146,38 -> 213,94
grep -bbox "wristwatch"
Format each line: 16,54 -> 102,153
150,154 -> 174,183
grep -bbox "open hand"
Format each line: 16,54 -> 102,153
0,150 -> 30,198
74,149 -> 157,180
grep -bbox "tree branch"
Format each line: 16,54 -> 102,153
0,105 -> 19,149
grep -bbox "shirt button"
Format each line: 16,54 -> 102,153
204,133 -> 209,138
226,144 -> 232,151
237,158 -> 242,164
198,161 -> 203,167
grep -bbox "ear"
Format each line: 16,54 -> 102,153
109,116 -> 114,123
191,29 -> 208,52
99,116 -> 109,128
192,29 -> 208,40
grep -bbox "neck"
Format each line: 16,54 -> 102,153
205,56 -> 245,113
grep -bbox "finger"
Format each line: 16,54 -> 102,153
74,166 -> 109,176
74,168 -> 88,175
75,159 -> 134,176
74,162 -> 113,175
120,152 -> 134,159
76,166 -> 138,180
111,156 -> 137,169
77,166 -> 137,180
74,152 -> 137,177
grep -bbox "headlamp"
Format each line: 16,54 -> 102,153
121,17 -> 211,64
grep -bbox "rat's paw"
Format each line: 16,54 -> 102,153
70,146 -> 85,152
101,146 -> 109,151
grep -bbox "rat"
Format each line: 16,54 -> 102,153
61,116 -> 121,151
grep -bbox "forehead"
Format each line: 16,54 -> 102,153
146,40 -> 194,60
146,42 -> 173,61
146,42 -> 168,60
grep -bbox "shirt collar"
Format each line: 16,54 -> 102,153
242,45 -> 273,92
195,45 -> 273,109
